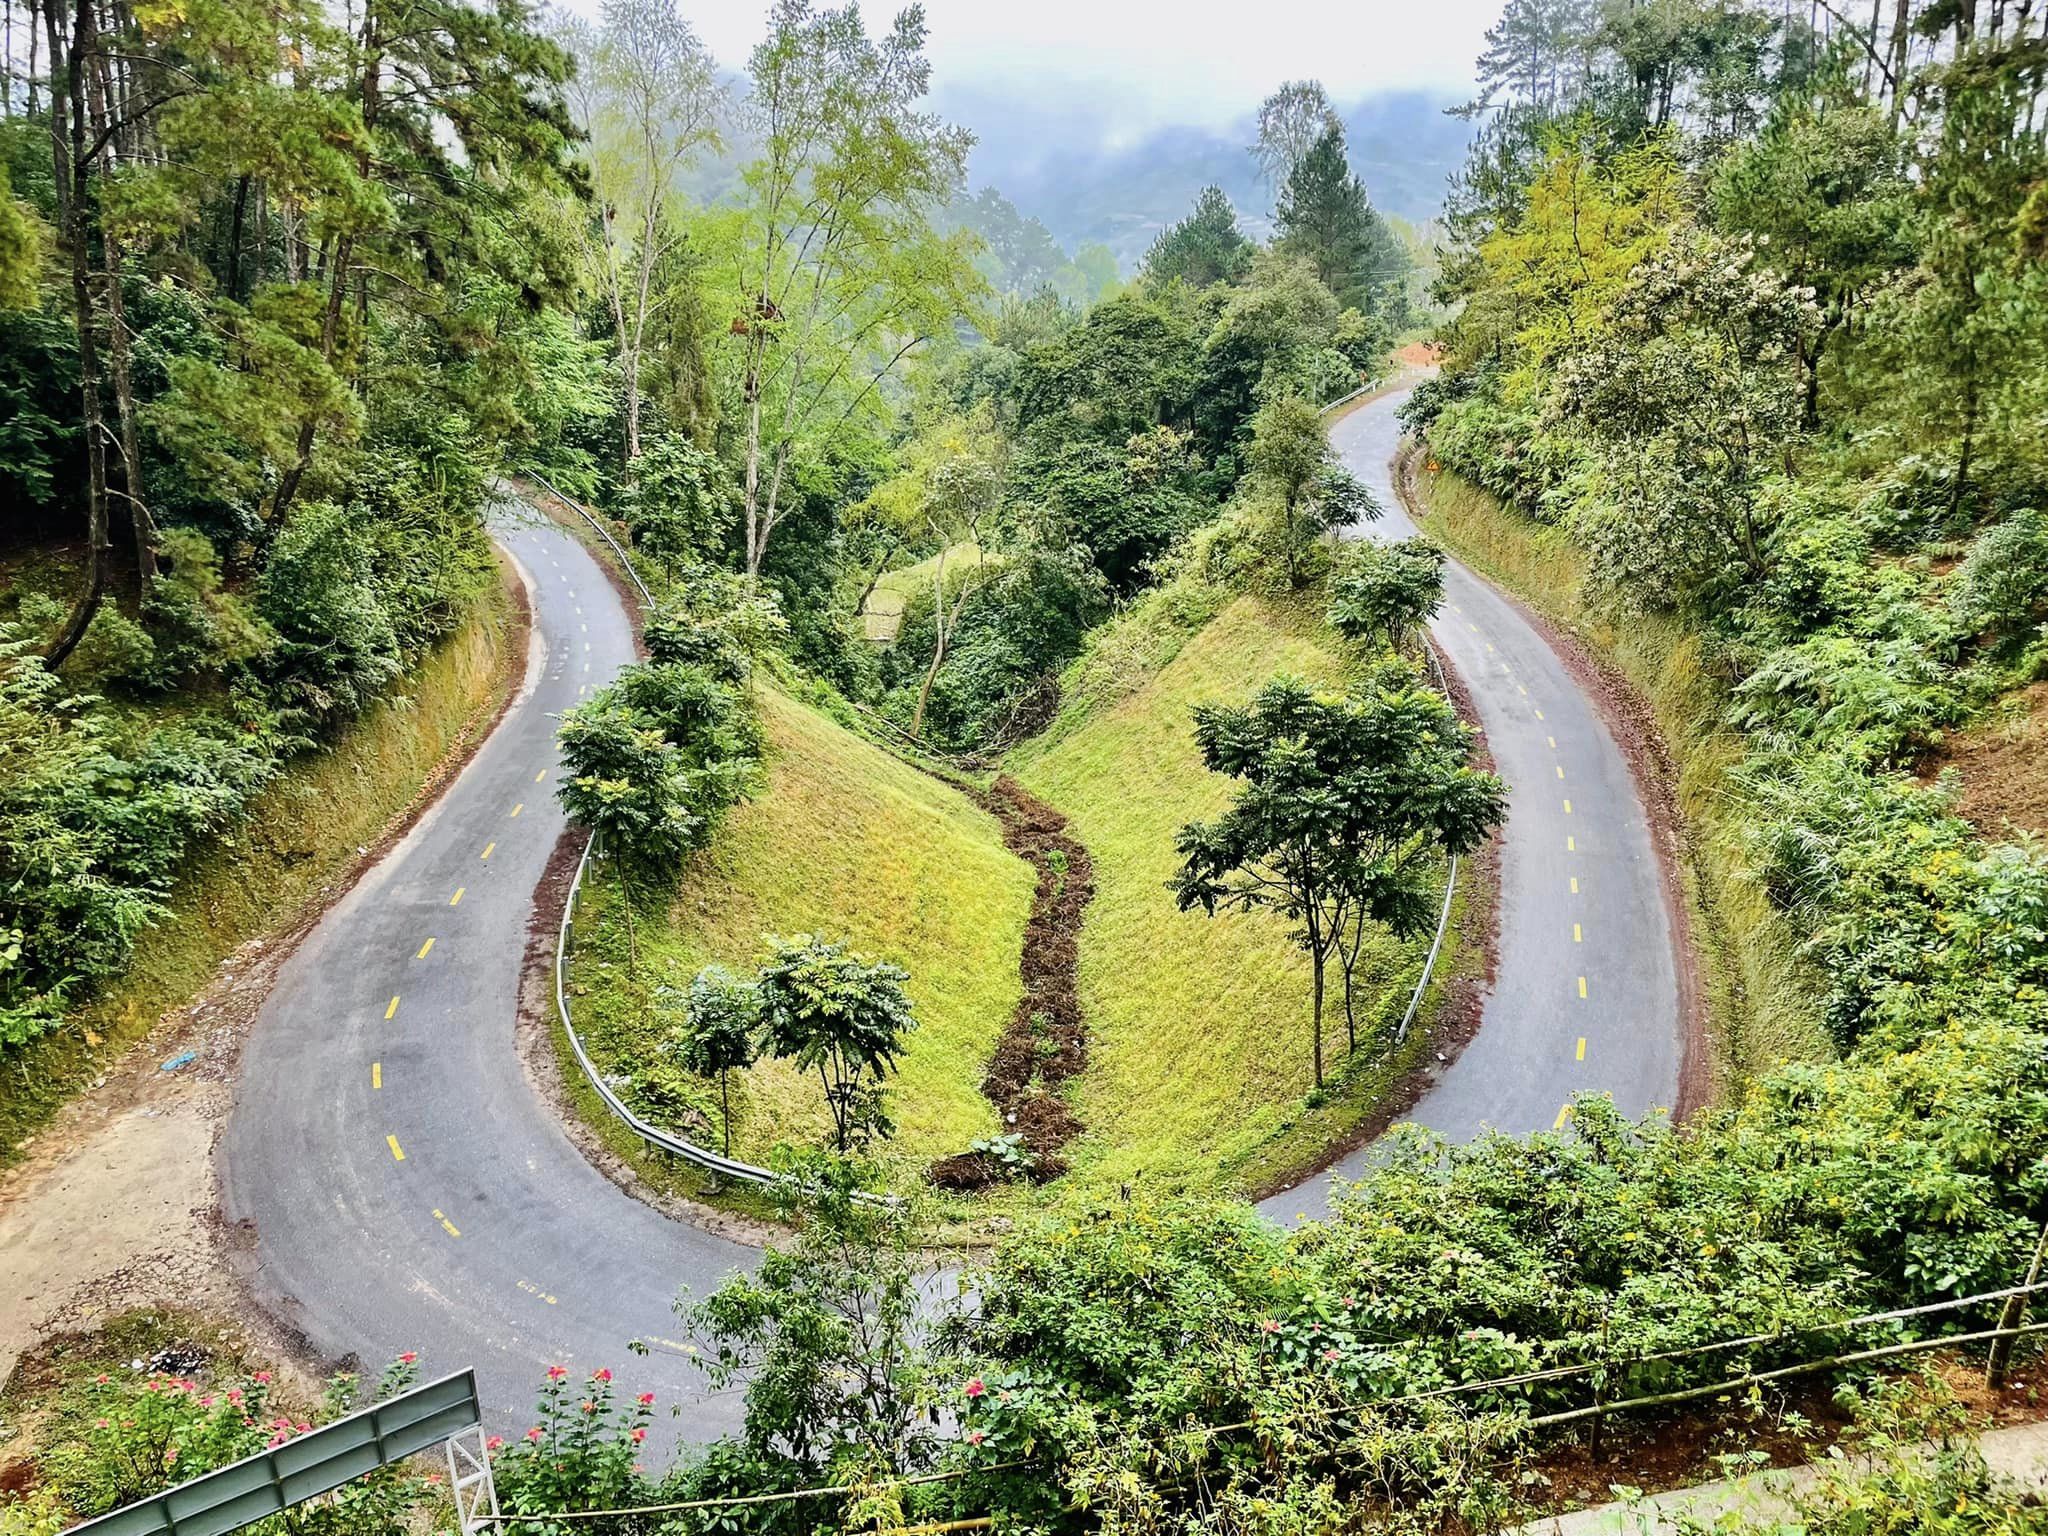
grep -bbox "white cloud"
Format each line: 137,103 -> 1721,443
674,0 -> 1493,135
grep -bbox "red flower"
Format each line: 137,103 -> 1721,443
1322,1348 -> 1341,1363
486,1436 -> 504,1452
580,1401 -> 596,1415
525,1427 -> 544,1443
629,1428 -> 647,1444
637,1393 -> 655,1406
398,1351 -> 418,1365
592,1367 -> 612,1383
546,1365 -> 567,1381
964,1378 -> 986,1398
94,1374 -> 111,1384
967,1430 -> 985,1446
253,1371 -> 272,1384
1259,1318 -> 1280,1334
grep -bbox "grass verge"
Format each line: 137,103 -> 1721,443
562,686 -> 1033,1188
1007,590 -> 1448,1201
0,575 -> 518,1161
1401,457 -> 1831,1076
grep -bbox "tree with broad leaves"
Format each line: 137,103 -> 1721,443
1251,79 -> 1340,196
1328,537 -> 1448,656
1173,673 -> 1505,1084
754,934 -> 918,1152
668,965 -> 761,1157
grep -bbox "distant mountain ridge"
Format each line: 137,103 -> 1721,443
938,87 -> 1473,272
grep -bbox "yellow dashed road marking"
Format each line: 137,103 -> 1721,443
434,1209 -> 461,1238
510,803 -> 523,818
385,995 -> 400,1020
1534,707 -> 1545,720
1555,765 -> 1565,779
1548,736 -> 1556,749
1563,799 -> 1573,815
387,1134 -> 405,1161
449,887 -> 465,906
415,937 -> 435,960
1573,923 -> 1583,943
1577,976 -> 1588,999
1576,1037 -> 1587,1062
1567,835 -> 1575,851
1571,876 -> 1580,893
481,842 -> 495,860
371,1062 -> 382,1089
535,769 -> 548,783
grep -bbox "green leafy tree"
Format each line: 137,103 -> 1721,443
558,0 -> 723,467
1244,394 -> 1370,582
1327,537 -> 1446,654
1172,673 -> 1505,1083
754,934 -> 918,1152
683,1157 -> 941,1479
725,0 -> 984,576
668,964 -> 761,1156
1142,185 -> 1252,289
1251,79 -> 1340,194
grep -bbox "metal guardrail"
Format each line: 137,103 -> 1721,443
1395,642 -> 1462,1045
69,1372 -> 481,1536
1317,383 -> 1462,1048
512,467 -> 654,607
516,471 -> 894,1200
553,833 -> 786,1188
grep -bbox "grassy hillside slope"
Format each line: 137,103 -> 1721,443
1402,456 -> 1832,1075
567,686 -> 1033,1180
1008,591 -> 1444,1198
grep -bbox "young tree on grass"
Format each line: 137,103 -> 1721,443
1173,674 -> 1505,1084
1327,538 -> 1448,655
669,965 -> 761,1157
755,935 -> 918,1152
726,1 -> 983,577
1247,396 -> 1376,583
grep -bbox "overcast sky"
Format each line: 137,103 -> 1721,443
681,0 -> 1501,143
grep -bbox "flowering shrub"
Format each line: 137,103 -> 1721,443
492,1367 -> 659,1523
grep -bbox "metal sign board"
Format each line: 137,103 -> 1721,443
68,1370 -> 482,1536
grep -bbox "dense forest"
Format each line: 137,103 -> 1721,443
4,0 -> 2048,1531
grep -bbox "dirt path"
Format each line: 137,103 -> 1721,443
929,776 -> 1096,1189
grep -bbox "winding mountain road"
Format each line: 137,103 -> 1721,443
221,499 -> 751,1448
1259,387 -> 1685,1222
220,387 -> 1683,1444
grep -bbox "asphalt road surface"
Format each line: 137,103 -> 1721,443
221,495 -> 753,1448
1258,387 -> 1683,1223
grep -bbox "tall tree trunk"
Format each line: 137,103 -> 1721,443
226,172 -> 249,300
1310,947 -> 1326,1088
46,0 -> 110,670
85,43 -> 153,585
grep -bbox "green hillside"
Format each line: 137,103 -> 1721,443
565,686 -> 1033,1182
1009,591 -> 1448,1199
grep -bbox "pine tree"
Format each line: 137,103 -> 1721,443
1141,186 -> 1252,289
1273,126 -> 1407,315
